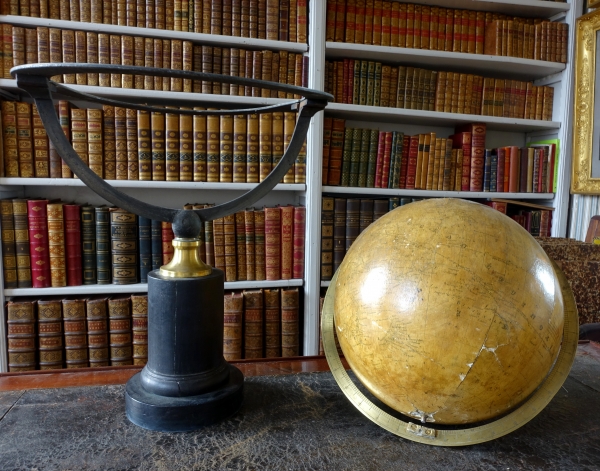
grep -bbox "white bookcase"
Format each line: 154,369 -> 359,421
0,0 -> 583,372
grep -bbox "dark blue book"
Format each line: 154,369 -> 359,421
388,197 -> 400,211
81,205 -> 96,285
151,219 -> 162,271
483,149 -> 493,192
95,206 -> 111,284
490,151 -> 498,193
139,216 -> 152,283
400,197 -> 412,206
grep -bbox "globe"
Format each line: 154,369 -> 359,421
333,198 -> 565,425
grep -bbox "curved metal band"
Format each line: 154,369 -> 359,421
12,64 -> 331,223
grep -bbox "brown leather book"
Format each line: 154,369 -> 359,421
143,38 -> 154,90
272,111 -> 284,175
2,102 -> 19,178
37,298 -> 64,370
137,110 -> 151,181
333,197 -> 346,272
213,217 -> 226,273
327,118 -> 345,186
70,107 -> 89,175
246,113 -> 260,182
264,206 -> 281,280
109,34 -> 122,88
231,114 -> 247,182
223,292 -> 243,361
119,35 -> 133,90
165,110 -> 180,181
542,86 -> 554,121
150,111 -> 166,181
345,198 -> 360,253
110,208 -> 138,284
47,202 -> 67,287
206,114 -> 220,182
86,32 -> 99,86
292,206 -> 305,279
108,295 -> 133,366
152,39 -> 163,90
85,109 -> 103,178
219,114 -> 234,182
102,105 -> 116,180
12,27 -> 26,70
31,105 -> 50,178
7,299 -> 37,371
258,112 -> 272,182
126,108 -> 139,180
2,24 -> 14,80
15,102 -> 34,178
243,289 -> 264,359
192,107 -> 208,181
162,39 -> 171,91
131,294 -> 148,366
170,39 -> 183,92
281,287 -> 299,357
223,213 -> 237,281
98,33 -> 110,87
161,221 -> 174,265
279,205 -> 294,280
265,0 -> 278,40
86,296 -> 110,367
254,208 -> 266,280
62,298 -> 89,368
283,112 -> 296,183
321,196 -> 334,281
115,107 -> 128,180
263,288 -> 281,358
244,209 -> 255,281
179,110 -> 193,181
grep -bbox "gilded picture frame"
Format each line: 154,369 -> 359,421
572,9 -> 600,194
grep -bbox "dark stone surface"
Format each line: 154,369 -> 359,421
1,356 -> 600,471
0,391 -> 23,420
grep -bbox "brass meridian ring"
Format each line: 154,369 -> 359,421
322,260 -> 579,446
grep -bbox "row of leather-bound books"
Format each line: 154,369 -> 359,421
4,286 -> 301,371
326,0 -> 567,63
0,198 -> 306,289
322,120 -> 557,194
320,196 -> 552,281
325,59 -> 555,121
0,100 -> 307,183
2,0 -> 308,43
3,23 -> 309,90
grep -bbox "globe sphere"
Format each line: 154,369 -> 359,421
333,198 -> 564,425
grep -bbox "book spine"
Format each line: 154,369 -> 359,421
151,111 -> 166,181
264,288 -> 281,358
16,102 -> 34,178
86,297 -> 110,367
80,205 -> 97,284
278,205 -> 293,280
138,216 -> 151,283
86,108 -> 104,178
264,206 -> 281,280
32,105 -> 50,178
47,203 -> 66,287
233,211 -> 247,281
95,206 -> 111,284
102,105 -> 116,180
192,107 -> 207,181
333,197 -> 346,272
37,299 -> 64,370
320,197 -> 334,281
223,213 -> 237,281
115,107 -> 128,180
292,206 -> 305,279
151,219 -> 162,270
2,101 -> 19,177
165,110 -> 180,181
244,209 -> 255,281
108,296 -> 133,365
223,292 -> 243,361
7,300 -> 37,371
243,289 -> 264,359
469,124 -> 486,192
212,217 -> 225,272
137,110 -> 152,180
1,199 -> 18,289
62,299 -> 89,368
131,294 -> 148,365
63,204 -> 82,286
110,208 -> 138,284
162,221 -> 175,265
10,199 -> 31,288
254,208 -> 266,280
281,287 -> 299,357
327,118 -> 345,186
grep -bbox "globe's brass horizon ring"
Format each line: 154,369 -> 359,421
11,63 -> 332,226
322,261 -> 579,446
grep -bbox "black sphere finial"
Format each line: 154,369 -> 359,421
172,210 -> 202,239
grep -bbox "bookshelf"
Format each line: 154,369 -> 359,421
0,0 -> 583,372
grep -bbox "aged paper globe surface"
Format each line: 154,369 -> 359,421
333,198 -> 564,425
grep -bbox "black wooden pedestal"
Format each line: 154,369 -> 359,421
125,269 -> 244,432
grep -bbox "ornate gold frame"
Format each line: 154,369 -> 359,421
572,9 -> 600,194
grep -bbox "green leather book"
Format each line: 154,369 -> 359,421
359,61 -> 368,106
95,206 -> 111,284
81,204 -> 97,285
388,132 -> 399,189
358,128 -> 370,188
352,60 -> 361,105
349,128 -> 362,187
366,61 -> 376,106
366,129 -> 379,188
151,219 -> 162,271
397,66 -> 407,109
390,131 -> 404,189
340,127 -> 353,187
373,62 -> 382,107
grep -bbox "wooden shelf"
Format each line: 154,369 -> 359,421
0,178 -> 305,192
325,103 -> 561,132
326,43 -> 566,81
0,15 -> 308,52
408,0 -> 569,18
322,187 -> 556,200
4,279 -> 303,297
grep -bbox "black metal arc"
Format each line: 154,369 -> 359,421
12,64 -> 331,227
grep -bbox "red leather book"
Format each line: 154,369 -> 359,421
380,132 -> 393,189
64,204 -> 83,286
280,205 -> 294,280
281,287 -> 299,357
504,147 -> 511,192
27,199 -> 51,288
293,206 -> 305,279
405,135 -> 419,190
374,131 -> 385,188
485,201 -> 507,214
243,289 -> 264,359
254,209 -> 266,281
327,118 -> 345,186
455,123 -> 485,192
342,59 -> 350,104
496,147 -> 505,193
508,146 -> 520,193
264,206 -> 281,281
161,221 -> 174,265
450,132 -> 471,192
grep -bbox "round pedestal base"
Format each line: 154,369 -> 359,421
125,365 -> 244,432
